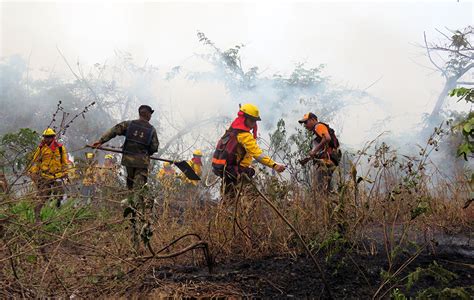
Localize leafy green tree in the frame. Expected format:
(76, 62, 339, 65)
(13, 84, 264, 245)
(424, 26, 473, 124)
(194, 31, 373, 126)
(449, 87, 474, 160)
(0, 128, 40, 175)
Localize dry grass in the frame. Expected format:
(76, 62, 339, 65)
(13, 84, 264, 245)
(0, 138, 472, 298)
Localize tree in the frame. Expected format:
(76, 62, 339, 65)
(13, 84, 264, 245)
(449, 87, 474, 160)
(193, 31, 375, 128)
(424, 26, 473, 124)
(0, 52, 161, 154)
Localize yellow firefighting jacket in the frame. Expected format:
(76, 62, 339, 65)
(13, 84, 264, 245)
(98, 164, 119, 186)
(82, 163, 100, 186)
(157, 168, 176, 179)
(29, 144, 68, 179)
(182, 160, 202, 185)
(236, 131, 275, 168)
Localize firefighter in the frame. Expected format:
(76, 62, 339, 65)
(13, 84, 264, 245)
(98, 154, 120, 200)
(212, 103, 285, 198)
(91, 105, 159, 249)
(157, 162, 176, 180)
(182, 149, 203, 186)
(81, 152, 99, 204)
(29, 128, 68, 222)
(298, 113, 340, 193)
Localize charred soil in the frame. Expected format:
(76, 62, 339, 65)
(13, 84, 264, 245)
(129, 234, 473, 299)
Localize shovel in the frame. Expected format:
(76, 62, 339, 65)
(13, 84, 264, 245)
(86, 145, 200, 181)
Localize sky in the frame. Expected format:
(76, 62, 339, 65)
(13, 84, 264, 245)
(0, 0, 473, 146)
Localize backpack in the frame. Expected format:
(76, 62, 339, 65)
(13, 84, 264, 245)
(211, 128, 245, 178)
(315, 122, 340, 149)
(314, 122, 341, 166)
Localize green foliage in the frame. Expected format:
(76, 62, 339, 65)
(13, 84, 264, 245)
(264, 176, 291, 202)
(407, 261, 457, 290)
(391, 288, 407, 300)
(196, 31, 371, 124)
(9, 200, 35, 223)
(410, 200, 429, 220)
(140, 222, 153, 248)
(449, 88, 474, 160)
(196, 31, 257, 90)
(449, 87, 474, 103)
(313, 230, 348, 262)
(273, 62, 326, 88)
(267, 119, 313, 187)
(1, 198, 94, 234)
(437, 287, 471, 300)
(416, 287, 470, 300)
(0, 128, 40, 173)
(389, 260, 472, 300)
(438, 27, 473, 78)
(269, 119, 290, 156)
(41, 200, 94, 233)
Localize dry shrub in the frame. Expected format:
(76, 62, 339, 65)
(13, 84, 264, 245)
(0, 129, 472, 297)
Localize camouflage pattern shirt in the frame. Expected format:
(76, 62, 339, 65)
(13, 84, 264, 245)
(99, 119, 159, 168)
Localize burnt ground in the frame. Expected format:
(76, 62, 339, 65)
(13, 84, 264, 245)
(132, 234, 473, 299)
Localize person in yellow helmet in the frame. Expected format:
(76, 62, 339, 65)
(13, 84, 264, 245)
(66, 157, 78, 181)
(212, 103, 286, 197)
(156, 161, 179, 218)
(81, 152, 99, 204)
(157, 161, 176, 179)
(99, 154, 120, 200)
(29, 128, 68, 222)
(182, 149, 203, 186)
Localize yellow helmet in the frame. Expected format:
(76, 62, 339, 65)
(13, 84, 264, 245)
(104, 154, 113, 159)
(193, 149, 203, 157)
(240, 103, 261, 121)
(42, 128, 56, 136)
(163, 162, 171, 168)
(86, 152, 95, 159)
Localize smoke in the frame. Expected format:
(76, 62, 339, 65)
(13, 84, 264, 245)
(0, 1, 472, 171)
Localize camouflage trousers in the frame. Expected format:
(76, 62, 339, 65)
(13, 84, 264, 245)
(125, 166, 152, 250)
(312, 162, 336, 194)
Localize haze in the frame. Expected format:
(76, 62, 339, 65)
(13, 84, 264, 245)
(1, 0, 472, 146)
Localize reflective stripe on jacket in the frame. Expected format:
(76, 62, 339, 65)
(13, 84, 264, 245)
(236, 131, 275, 168)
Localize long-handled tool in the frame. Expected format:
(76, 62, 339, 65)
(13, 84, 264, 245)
(86, 145, 200, 181)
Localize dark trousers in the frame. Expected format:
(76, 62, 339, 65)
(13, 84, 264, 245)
(221, 166, 255, 199)
(35, 177, 64, 222)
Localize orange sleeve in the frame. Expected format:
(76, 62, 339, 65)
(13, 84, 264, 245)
(314, 124, 329, 138)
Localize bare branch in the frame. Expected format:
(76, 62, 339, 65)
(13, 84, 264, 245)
(363, 75, 383, 92)
(427, 46, 474, 60)
(457, 81, 474, 86)
(435, 28, 451, 41)
(424, 32, 447, 78)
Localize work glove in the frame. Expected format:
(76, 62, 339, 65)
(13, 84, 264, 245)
(299, 157, 311, 166)
(273, 164, 286, 173)
(90, 141, 102, 148)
